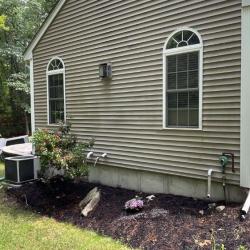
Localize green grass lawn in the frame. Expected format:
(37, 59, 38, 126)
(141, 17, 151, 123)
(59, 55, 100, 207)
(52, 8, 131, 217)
(0, 162, 132, 250)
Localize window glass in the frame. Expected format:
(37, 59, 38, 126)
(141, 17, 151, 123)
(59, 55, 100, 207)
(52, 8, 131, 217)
(166, 30, 200, 49)
(48, 73, 64, 124)
(166, 51, 199, 127)
(48, 59, 64, 71)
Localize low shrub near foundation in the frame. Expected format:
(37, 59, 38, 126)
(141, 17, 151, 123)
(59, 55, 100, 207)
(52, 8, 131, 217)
(32, 122, 94, 179)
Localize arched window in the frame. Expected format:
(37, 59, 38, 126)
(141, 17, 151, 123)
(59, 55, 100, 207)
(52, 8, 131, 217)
(163, 28, 203, 129)
(47, 57, 66, 124)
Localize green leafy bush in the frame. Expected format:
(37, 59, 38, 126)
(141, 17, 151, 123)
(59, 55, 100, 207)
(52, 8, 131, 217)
(32, 122, 94, 179)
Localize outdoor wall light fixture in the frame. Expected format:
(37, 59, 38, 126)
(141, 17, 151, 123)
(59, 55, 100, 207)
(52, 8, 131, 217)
(99, 63, 112, 79)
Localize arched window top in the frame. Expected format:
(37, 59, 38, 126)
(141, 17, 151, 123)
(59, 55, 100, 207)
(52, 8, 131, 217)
(47, 57, 64, 72)
(165, 28, 202, 50)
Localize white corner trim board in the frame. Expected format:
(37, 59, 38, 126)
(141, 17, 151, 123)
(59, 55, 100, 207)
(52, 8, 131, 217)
(243, 0, 250, 7)
(30, 57, 35, 134)
(240, 4, 250, 188)
(23, 0, 66, 61)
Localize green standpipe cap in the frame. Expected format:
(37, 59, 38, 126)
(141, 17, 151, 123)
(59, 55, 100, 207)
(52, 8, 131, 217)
(219, 155, 229, 167)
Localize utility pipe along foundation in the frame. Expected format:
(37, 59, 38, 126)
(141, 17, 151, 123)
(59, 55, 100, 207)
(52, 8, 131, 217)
(93, 153, 108, 167)
(207, 169, 213, 198)
(218, 152, 235, 203)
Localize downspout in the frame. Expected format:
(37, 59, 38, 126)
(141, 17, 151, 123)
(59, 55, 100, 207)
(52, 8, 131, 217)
(240, 190, 250, 220)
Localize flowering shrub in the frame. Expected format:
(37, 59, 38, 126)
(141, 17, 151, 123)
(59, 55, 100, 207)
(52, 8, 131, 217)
(32, 122, 94, 179)
(125, 196, 144, 211)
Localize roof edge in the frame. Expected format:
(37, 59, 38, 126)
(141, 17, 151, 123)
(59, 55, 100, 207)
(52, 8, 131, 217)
(24, 0, 66, 61)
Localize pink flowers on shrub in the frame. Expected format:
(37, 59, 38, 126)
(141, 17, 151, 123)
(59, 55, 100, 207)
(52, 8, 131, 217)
(125, 196, 144, 211)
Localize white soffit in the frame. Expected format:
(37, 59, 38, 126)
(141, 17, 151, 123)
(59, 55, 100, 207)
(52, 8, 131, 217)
(23, 0, 66, 61)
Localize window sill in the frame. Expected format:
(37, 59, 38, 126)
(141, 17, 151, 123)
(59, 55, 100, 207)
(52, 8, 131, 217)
(161, 127, 202, 131)
(47, 123, 66, 127)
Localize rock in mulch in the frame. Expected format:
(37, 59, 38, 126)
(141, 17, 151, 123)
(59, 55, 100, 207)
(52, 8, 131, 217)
(216, 205, 226, 212)
(208, 203, 217, 210)
(199, 209, 205, 216)
(79, 187, 101, 217)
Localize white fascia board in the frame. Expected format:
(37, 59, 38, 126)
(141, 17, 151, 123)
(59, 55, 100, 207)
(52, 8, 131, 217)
(243, 0, 250, 7)
(23, 0, 66, 61)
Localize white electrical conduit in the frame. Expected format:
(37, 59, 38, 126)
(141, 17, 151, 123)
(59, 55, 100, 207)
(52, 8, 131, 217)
(207, 169, 213, 198)
(241, 189, 250, 220)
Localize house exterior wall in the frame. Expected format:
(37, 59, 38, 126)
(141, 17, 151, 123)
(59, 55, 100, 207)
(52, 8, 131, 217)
(33, 0, 242, 186)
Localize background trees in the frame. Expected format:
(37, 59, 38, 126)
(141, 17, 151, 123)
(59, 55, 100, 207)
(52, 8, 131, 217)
(0, 0, 57, 137)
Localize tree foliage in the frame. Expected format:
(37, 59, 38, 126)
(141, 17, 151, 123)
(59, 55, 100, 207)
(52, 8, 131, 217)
(0, 0, 58, 136)
(0, 15, 9, 31)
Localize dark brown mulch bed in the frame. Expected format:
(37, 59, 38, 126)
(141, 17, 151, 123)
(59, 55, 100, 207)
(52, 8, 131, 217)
(5, 177, 250, 250)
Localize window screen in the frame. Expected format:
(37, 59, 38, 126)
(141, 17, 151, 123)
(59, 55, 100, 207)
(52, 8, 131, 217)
(166, 51, 199, 128)
(48, 73, 64, 124)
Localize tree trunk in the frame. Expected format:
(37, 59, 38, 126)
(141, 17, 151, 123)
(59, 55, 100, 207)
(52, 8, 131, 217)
(24, 112, 30, 135)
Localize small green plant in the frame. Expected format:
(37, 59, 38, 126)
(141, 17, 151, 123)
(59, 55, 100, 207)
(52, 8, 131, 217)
(210, 229, 247, 250)
(32, 122, 94, 179)
(210, 229, 225, 250)
(238, 246, 247, 250)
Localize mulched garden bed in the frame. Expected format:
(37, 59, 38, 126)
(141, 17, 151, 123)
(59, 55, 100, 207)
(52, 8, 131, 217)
(5, 177, 250, 250)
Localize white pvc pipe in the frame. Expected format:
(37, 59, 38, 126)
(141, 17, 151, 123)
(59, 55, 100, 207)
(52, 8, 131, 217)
(94, 157, 100, 167)
(86, 152, 94, 159)
(101, 153, 107, 158)
(207, 169, 213, 198)
(241, 189, 250, 218)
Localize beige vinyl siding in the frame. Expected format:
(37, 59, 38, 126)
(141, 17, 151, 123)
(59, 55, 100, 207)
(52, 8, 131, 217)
(33, 0, 241, 184)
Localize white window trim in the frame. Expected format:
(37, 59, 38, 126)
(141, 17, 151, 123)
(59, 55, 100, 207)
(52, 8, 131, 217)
(46, 56, 66, 125)
(162, 27, 203, 130)
(29, 56, 35, 134)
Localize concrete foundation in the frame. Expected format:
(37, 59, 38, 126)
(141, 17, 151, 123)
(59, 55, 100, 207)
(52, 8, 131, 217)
(89, 165, 245, 203)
